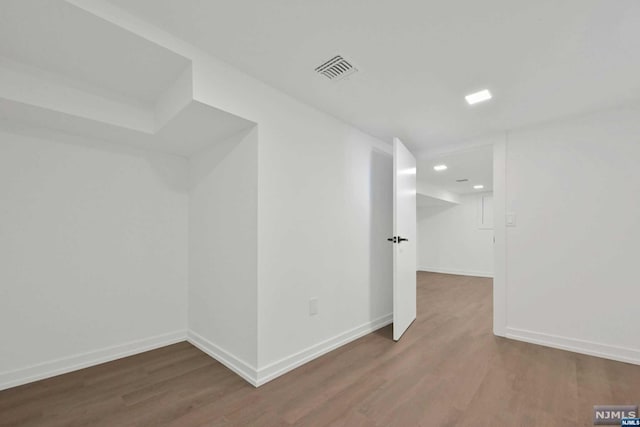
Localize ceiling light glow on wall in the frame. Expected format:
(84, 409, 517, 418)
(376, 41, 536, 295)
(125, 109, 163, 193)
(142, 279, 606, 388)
(473, 185, 484, 189)
(465, 89, 492, 105)
(433, 164, 448, 171)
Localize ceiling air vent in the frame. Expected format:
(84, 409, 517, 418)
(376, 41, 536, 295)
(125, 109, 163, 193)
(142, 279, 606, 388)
(315, 55, 358, 81)
(456, 179, 469, 182)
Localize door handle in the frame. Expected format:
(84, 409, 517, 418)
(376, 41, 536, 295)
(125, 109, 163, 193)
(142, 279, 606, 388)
(387, 237, 397, 243)
(397, 236, 409, 243)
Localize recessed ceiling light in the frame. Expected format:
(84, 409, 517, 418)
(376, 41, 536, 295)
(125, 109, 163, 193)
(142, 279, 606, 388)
(465, 89, 492, 105)
(473, 185, 484, 189)
(433, 164, 447, 171)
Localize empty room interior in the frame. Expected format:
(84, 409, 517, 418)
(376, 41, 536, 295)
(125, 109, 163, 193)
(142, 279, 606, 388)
(1, 1, 639, 426)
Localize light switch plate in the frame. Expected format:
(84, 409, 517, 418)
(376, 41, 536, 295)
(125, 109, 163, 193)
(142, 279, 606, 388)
(506, 213, 517, 227)
(309, 298, 318, 316)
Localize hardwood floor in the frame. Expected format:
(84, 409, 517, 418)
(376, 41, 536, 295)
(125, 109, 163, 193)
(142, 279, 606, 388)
(2, 272, 639, 426)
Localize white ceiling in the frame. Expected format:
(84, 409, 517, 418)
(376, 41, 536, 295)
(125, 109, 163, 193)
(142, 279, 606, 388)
(417, 145, 493, 194)
(0, 0, 190, 105)
(108, 0, 640, 153)
(0, 1, 255, 157)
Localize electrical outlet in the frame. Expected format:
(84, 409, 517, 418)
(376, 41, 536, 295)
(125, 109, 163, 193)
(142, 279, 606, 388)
(309, 298, 318, 316)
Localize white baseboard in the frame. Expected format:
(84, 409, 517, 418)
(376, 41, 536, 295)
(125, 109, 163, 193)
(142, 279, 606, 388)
(0, 330, 187, 391)
(255, 313, 393, 387)
(1, 316, 394, 392)
(418, 266, 493, 278)
(186, 330, 258, 387)
(505, 327, 640, 366)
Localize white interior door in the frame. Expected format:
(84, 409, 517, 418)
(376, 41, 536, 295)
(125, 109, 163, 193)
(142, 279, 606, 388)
(392, 137, 417, 341)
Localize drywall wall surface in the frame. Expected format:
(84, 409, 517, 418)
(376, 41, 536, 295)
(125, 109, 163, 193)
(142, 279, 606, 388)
(418, 192, 494, 277)
(0, 129, 188, 386)
(187, 30, 394, 372)
(66, 0, 395, 378)
(255, 124, 393, 375)
(188, 127, 259, 369)
(184, 31, 393, 376)
(503, 105, 640, 361)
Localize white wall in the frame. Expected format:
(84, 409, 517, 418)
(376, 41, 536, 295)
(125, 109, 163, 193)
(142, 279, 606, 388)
(188, 127, 258, 375)
(137, 9, 394, 379)
(18, 0, 396, 385)
(417, 193, 494, 277)
(83, 4, 396, 379)
(186, 36, 394, 383)
(255, 134, 393, 382)
(0, 129, 189, 389)
(496, 105, 640, 364)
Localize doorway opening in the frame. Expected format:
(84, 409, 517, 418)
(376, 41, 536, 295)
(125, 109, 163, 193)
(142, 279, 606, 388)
(415, 144, 495, 325)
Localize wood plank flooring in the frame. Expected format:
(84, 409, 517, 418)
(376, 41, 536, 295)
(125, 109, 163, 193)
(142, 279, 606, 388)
(2, 272, 639, 426)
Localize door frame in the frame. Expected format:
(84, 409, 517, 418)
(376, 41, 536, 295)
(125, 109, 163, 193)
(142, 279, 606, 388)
(493, 135, 507, 337)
